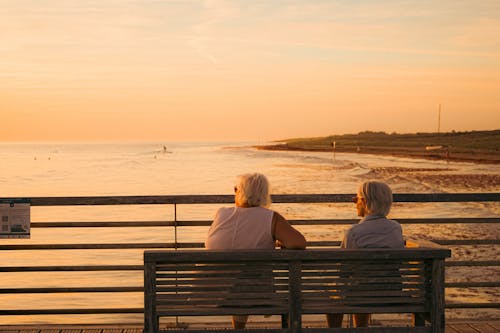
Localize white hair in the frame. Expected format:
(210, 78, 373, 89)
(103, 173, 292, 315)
(235, 173, 271, 208)
(358, 181, 393, 216)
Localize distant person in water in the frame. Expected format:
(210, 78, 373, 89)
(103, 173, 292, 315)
(206, 172, 306, 329)
(326, 181, 404, 328)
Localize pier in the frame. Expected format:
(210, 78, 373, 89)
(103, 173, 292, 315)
(0, 320, 499, 332)
(1, 193, 498, 331)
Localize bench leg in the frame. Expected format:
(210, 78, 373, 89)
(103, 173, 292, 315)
(327, 313, 369, 328)
(144, 314, 158, 333)
(281, 314, 289, 328)
(326, 313, 343, 327)
(413, 313, 427, 326)
(353, 314, 369, 327)
(232, 315, 248, 329)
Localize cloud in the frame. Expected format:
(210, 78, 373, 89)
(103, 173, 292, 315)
(187, 0, 240, 64)
(451, 18, 500, 50)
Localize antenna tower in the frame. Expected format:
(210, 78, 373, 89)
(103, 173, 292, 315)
(437, 104, 441, 136)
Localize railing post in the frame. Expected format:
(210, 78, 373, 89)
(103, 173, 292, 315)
(431, 258, 446, 333)
(174, 203, 178, 250)
(144, 257, 158, 333)
(173, 202, 180, 328)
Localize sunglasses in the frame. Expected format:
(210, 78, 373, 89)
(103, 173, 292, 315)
(352, 196, 363, 203)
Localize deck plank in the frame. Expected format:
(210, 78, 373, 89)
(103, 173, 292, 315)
(469, 323, 500, 333)
(2, 321, 500, 333)
(490, 322, 500, 331)
(450, 323, 479, 333)
(449, 324, 480, 333)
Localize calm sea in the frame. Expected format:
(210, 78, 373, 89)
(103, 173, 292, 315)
(0, 142, 498, 324)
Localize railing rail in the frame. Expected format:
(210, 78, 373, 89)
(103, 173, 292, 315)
(9, 193, 500, 205)
(0, 193, 499, 321)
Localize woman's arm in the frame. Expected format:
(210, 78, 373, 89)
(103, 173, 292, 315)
(272, 212, 306, 249)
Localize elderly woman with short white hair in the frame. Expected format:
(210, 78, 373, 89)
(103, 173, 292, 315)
(327, 180, 404, 328)
(344, 180, 404, 249)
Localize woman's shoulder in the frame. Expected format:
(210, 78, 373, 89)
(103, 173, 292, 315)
(386, 218, 402, 228)
(217, 206, 234, 212)
(350, 216, 400, 232)
(238, 206, 273, 212)
(214, 206, 235, 217)
(374, 217, 403, 235)
(255, 206, 276, 216)
(216, 206, 271, 215)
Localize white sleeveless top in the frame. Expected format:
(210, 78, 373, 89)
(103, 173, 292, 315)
(205, 206, 275, 250)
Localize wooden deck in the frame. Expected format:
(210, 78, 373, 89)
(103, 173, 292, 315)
(1, 320, 499, 333)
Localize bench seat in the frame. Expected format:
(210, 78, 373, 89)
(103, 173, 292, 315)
(144, 247, 450, 333)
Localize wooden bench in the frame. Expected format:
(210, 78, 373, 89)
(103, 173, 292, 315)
(144, 246, 451, 333)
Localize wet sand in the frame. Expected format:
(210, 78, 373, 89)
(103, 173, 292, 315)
(362, 166, 500, 192)
(257, 144, 500, 165)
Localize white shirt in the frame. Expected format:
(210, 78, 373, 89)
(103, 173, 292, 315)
(205, 206, 275, 250)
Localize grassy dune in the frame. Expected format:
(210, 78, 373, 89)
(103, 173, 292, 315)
(258, 130, 500, 164)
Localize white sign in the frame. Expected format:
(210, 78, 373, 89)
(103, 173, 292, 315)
(0, 200, 30, 239)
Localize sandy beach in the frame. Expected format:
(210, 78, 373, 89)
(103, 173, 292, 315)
(256, 143, 500, 194)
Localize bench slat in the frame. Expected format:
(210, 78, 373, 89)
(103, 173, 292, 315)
(301, 327, 432, 333)
(304, 304, 428, 314)
(156, 306, 289, 316)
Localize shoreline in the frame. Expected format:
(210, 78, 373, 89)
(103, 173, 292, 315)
(255, 143, 500, 165)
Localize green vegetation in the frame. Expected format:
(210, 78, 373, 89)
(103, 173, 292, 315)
(281, 130, 500, 151)
(261, 130, 500, 164)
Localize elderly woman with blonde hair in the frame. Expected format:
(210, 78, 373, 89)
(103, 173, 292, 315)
(206, 173, 306, 329)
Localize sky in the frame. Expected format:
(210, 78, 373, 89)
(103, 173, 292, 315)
(1, 0, 500, 142)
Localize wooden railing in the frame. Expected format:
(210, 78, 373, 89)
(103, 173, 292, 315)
(0, 193, 498, 323)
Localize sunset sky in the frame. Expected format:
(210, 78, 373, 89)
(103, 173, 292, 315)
(1, 0, 499, 142)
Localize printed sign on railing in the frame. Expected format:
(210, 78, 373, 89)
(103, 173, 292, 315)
(0, 199, 30, 239)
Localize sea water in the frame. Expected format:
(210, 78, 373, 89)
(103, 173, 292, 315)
(0, 142, 498, 323)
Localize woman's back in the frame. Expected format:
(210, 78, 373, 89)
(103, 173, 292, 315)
(205, 206, 275, 250)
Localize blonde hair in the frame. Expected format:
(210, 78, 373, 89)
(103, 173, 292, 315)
(235, 173, 271, 208)
(358, 181, 393, 216)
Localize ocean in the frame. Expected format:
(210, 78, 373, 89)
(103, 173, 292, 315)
(2, 141, 498, 195)
(0, 142, 498, 324)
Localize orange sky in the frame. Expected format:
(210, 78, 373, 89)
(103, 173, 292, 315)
(1, 1, 499, 142)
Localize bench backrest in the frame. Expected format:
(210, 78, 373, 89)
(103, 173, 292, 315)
(144, 248, 450, 332)
(301, 255, 428, 314)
